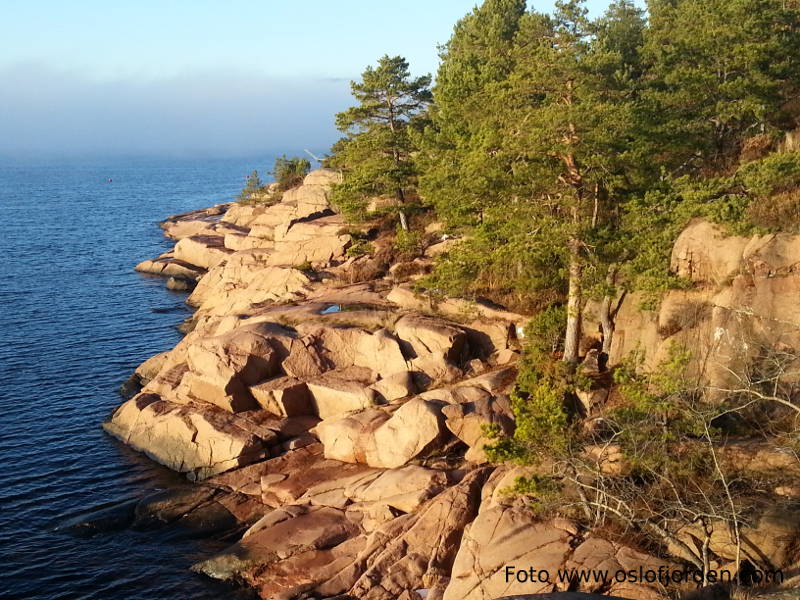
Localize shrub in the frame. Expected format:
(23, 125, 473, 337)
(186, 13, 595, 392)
(737, 150, 800, 197)
(271, 155, 311, 191)
(238, 169, 266, 203)
(294, 261, 314, 273)
(523, 305, 567, 356)
(485, 305, 573, 465)
(393, 226, 423, 256)
(346, 239, 374, 258)
(746, 188, 800, 232)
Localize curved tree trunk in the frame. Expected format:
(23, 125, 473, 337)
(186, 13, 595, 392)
(600, 265, 619, 356)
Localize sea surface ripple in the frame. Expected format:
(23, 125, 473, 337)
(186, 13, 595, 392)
(0, 158, 270, 599)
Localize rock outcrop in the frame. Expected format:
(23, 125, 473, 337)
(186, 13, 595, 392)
(602, 219, 800, 390)
(114, 173, 800, 600)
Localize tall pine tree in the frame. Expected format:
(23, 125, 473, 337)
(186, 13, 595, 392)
(329, 55, 432, 230)
(417, 0, 527, 226)
(643, 0, 800, 171)
(496, 0, 644, 362)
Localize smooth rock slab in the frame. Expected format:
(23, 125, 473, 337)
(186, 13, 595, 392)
(347, 467, 492, 600)
(135, 252, 205, 281)
(193, 505, 360, 581)
(103, 393, 270, 480)
(174, 234, 233, 270)
(443, 507, 576, 600)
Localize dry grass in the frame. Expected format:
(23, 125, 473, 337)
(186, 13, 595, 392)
(747, 188, 800, 233)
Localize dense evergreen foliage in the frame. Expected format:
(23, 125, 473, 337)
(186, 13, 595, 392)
(328, 55, 432, 230)
(329, 0, 800, 355)
(271, 155, 311, 191)
(237, 169, 266, 203)
(324, 0, 800, 566)
(317, 1, 800, 570)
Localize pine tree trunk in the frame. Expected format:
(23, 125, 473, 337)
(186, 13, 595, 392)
(563, 239, 582, 364)
(396, 188, 409, 231)
(600, 295, 614, 356)
(398, 210, 409, 231)
(600, 265, 618, 356)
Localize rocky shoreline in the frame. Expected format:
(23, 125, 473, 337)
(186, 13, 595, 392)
(104, 169, 800, 600)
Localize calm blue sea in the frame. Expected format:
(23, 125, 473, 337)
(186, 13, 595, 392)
(0, 158, 277, 599)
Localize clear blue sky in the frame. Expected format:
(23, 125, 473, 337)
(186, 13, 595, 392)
(0, 0, 641, 158)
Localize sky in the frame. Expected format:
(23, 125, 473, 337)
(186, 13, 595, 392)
(0, 0, 636, 159)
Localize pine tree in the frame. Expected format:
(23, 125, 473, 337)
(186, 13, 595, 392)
(418, 0, 527, 226)
(643, 0, 800, 171)
(238, 170, 264, 202)
(495, 0, 643, 362)
(329, 55, 432, 230)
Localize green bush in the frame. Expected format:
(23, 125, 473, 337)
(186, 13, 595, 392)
(346, 239, 374, 258)
(737, 150, 800, 197)
(330, 180, 370, 223)
(393, 226, 423, 255)
(271, 155, 311, 191)
(485, 305, 573, 465)
(237, 169, 266, 203)
(523, 305, 567, 356)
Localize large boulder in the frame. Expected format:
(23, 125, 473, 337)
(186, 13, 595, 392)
(103, 393, 269, 480)
(247, 202, 298, 238)
(188, 252, 312, 315)
(306, 374, 379, 419)
(355, 328, 410, 378)
(221, 202, 268, 228)
(249, 376, 312, 417)
(394, 314, 468, 383)
(442, 395, 515, 463)
(315, 398, 449, 469)
(282, 168, 342, 218)
(314, 409, 390, 464)
(268, 214, 351, 267)
(281, 334, 329, 379)
(370, 370, 416, 401)
(302, 168, 343, 187)
(173, 234, 233, 270)
(370, 398, 449, 468)
(177, 326, 282, 412)
(305, 325, 409, 379)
